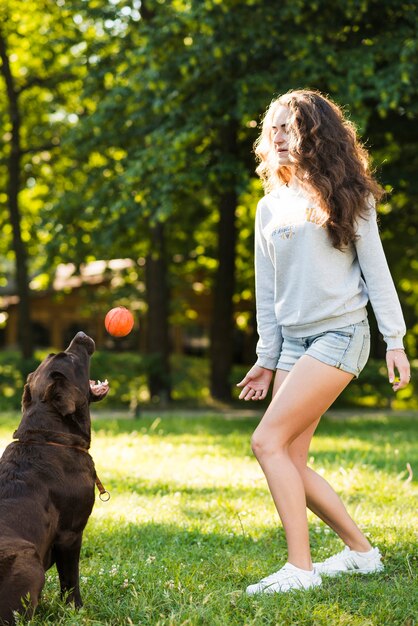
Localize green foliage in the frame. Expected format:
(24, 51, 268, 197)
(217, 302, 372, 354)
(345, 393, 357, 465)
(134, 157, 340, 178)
(0, 350, 41, 410)
(0, 350, 416, 411)
(336, 358, 417, 410)
(0, 0, 90, 273)
(32, 0, 418, 314)
(0, 411, 416, 625)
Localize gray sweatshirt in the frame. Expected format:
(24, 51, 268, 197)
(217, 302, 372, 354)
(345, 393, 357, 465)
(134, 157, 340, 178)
(255, 181, 406, 370)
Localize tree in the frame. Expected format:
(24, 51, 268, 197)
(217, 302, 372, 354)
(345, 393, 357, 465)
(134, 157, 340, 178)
(0, 0, 89, 356)
(0, 28, 32, 357)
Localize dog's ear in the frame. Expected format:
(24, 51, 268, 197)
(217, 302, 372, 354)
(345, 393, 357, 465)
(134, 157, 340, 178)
(21, 372, 34, 408)
(43, 371, 76, 416)
(22, 383, 32, 407)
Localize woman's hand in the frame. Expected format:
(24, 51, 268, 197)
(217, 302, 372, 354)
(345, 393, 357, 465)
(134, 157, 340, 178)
(386, 349, 411, 391)
(237, 364, 273, 401)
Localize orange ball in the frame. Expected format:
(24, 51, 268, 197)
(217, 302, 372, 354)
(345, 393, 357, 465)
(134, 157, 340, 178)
(104, 306, 135, 337)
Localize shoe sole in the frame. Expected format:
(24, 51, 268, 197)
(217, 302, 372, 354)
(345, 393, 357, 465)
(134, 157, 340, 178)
(246, 579, 322, 595)
(318, 564, 384, 577)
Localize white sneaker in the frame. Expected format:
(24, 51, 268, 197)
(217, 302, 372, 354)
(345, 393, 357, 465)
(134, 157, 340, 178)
(313, 546, 384, 576)
(246, 562, 322, 595)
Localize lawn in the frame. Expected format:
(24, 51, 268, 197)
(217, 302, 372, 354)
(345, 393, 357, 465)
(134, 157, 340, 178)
(0, 409, 417, 626)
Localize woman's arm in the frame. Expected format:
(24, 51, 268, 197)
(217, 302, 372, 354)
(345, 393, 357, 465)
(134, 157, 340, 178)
(237, 200, 282, 401)
(254, 200, 283, 370)
(355, 202, 410, 390)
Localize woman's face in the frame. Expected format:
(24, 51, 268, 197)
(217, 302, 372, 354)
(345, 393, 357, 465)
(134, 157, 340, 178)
(271, 105, 292, 165)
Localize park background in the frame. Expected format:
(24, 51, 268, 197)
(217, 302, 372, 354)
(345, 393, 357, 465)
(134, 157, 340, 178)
(0, 2, 417, 625)
(0, 0, 418, 410)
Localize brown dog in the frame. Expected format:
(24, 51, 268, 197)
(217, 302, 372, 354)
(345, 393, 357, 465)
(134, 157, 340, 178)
(0, 332, 109, 624)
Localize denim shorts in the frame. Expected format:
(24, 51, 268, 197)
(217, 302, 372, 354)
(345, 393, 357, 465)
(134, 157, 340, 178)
(277, 319, 371, 378)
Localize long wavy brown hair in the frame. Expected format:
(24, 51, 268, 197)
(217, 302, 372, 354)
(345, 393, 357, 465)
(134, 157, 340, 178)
(254, 89, 384, 249)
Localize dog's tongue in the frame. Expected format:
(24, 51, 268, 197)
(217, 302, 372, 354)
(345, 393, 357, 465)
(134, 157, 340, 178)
(89, 379, 109, 399)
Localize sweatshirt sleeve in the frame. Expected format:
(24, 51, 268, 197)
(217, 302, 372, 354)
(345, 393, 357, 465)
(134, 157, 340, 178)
(355, 201, 406, 350)
(254, 200, 283, 369)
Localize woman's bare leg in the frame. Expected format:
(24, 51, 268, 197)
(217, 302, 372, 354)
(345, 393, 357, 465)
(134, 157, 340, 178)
(271, 370, 372, 552)
(273, 370, 372, 552)
(251, 355, 360, 570)
(291, 433, 372, 551)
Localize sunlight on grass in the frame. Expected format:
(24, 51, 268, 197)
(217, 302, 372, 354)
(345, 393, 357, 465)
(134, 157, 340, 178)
(89, 419, 417, 544)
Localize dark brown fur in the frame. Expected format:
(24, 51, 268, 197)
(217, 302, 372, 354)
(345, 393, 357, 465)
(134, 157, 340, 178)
(0, 332, 108, 624)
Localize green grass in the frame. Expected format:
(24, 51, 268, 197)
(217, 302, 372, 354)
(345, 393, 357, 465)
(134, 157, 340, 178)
(0, 410, 417, 625)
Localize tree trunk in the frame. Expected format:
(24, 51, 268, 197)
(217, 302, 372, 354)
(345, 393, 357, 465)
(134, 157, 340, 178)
(210, 122, 239, 401)
(145, 222, 171, 403)
(0, 31, 33, 358)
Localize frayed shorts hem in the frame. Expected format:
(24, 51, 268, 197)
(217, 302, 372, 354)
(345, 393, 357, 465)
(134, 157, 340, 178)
(277, 352, 359, 378)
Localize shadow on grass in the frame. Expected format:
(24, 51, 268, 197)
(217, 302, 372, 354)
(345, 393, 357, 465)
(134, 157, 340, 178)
(29, 520, 418, 626)
(88, 412, 418, 437)
(1, 410, 417, 438)
(88, 413, 418, 476)
(1, 412, 417, 479)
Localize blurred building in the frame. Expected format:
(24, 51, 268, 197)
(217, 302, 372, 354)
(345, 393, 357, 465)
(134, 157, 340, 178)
(0, 260, 255, 362)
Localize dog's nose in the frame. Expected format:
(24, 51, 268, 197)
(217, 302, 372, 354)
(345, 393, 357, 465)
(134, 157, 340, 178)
(67, 332, 95, 355)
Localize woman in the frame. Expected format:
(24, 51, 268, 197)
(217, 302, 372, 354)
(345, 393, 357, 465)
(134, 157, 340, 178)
(237, 89, 410, 595)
